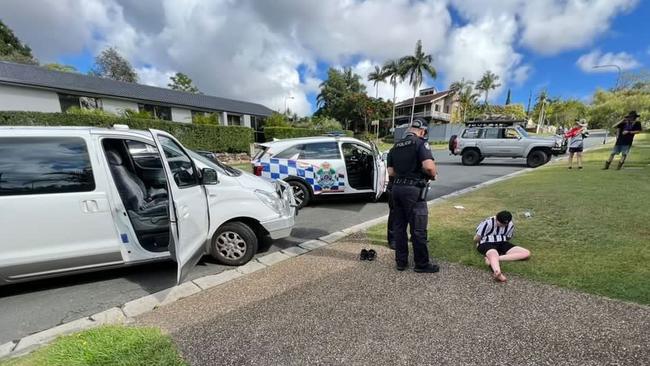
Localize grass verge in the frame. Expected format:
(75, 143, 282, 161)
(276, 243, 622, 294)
(368, 134, 650, 304)
(0, 326, 186, 366)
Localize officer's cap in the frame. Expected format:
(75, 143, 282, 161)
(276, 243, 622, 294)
(410, 118, 428, 130)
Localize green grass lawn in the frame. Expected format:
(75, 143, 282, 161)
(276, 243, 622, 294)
(368, 134, 650, 304)
(1, 326, 186, 366)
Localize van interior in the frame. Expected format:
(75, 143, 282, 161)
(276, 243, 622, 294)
(103, 139, 170, 252)
(341, 142, 374, 190)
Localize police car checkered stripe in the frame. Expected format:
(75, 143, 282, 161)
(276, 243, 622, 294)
(257, 158, 345, 193)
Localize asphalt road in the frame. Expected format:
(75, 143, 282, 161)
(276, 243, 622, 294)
(0, 136, 607, 344)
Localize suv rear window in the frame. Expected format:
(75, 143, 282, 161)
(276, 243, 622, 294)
(462, 128, 481, 138)
(0, 137, 95, 196)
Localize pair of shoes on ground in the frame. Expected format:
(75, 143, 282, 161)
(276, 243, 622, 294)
(396, 262, 440, 273)
(359, 248, 377, 261)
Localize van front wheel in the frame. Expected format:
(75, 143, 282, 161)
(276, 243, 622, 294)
(210, 222, 258, 266)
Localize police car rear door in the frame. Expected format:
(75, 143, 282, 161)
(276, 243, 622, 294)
(369, 141, 387, 200)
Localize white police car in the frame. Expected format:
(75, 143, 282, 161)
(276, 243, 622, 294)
(252, 136, 387, 208)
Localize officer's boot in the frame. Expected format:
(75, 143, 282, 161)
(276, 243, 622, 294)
(617, 161, 624, 170)
(603, 160, 611, 170)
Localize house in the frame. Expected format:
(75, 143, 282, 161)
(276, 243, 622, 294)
(393, 87, 459, 125)
(0, 61, 273, 130)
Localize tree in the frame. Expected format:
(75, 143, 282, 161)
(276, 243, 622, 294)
(476, 70, 501, 106)
(90, 47, 138, 83)
(545, 99, 588, 127)
(367, 65, 385, 98)
(265, 112, 290, 127)
(316, 67, 367, 130)
(589, 89, 650, 129)
(456, 82, 480, 122)
(168, 72, 200, 93)
(505, 88, 512, 105)
(0, 20, 37, 64)
(381, 59, 402, 129)
(44, 63, 77, 73)
(312, 116, 343, 131)
(399, 40, 437, 124)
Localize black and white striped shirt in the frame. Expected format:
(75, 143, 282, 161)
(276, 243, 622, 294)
(475, 216, 514, 244)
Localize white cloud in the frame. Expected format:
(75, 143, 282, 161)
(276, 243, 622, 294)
(576, 50, 641, 72)
(135, 66, 174, 87)
(350, 59, 426, 103)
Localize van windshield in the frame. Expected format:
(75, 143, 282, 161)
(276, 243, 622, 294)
(516, 126, 529, 138)
(188, 151, 242, 177)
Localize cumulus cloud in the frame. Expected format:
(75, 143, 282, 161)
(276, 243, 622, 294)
(576, 50, 641, 72)
(350, 59, 427, 103)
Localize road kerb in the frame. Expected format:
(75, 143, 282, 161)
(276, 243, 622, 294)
(192, 269, 243, 290)
(0, 342, 16, 359)
(257, 251, 291, 266)
(236, 261, 267, 274)
(90, 307, 127, 325)
(281, 246, 309, 257)
(13, 317, 97, 354)
(122, 282, 201, 318)
(299, 239, 329, 250)
(319, 231, 349, 243)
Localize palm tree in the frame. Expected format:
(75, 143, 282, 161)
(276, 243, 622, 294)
(399, 40, 437, 124)
(381, 59, 402, 129)
(457, 82, 480, 122)
(367, 65, 386, 98)
(476, 70, 501, 106)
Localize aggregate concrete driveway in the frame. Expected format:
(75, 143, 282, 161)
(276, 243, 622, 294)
(137, 236, 650, 366)
(0, 137, 607, 344)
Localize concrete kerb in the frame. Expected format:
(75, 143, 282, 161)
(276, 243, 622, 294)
(1, 156, 570, 361)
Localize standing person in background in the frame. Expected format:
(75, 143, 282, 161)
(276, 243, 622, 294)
(604, 111, 643, 170)
(564, 119, 589, 169)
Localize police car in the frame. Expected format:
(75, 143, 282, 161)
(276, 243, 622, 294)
(252, 136, 388, 208)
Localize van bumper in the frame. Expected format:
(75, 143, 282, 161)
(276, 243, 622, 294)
(261, 213, 295, 239)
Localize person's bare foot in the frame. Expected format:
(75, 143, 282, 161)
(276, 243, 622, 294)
(492, 271, 507, 282)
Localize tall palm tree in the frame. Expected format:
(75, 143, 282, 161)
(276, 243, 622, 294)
(449, 78, 470, 95)
(367, 65, 385, 98)
(381, 59, 402, 129)
(457, 82, 479, 122)
(476, 70, 501, 106)
(399, 40, 437, 124)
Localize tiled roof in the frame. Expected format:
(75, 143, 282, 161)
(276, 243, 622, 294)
(395, 90, 453, 107)
(0, 61, 273, 116)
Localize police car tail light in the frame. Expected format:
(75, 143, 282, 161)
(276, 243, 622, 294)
(254, 165, 264, 176)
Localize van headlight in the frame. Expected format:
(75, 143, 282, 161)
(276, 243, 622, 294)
(255, 190, 283, 213)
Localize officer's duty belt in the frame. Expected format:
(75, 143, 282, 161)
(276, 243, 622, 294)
(393, 177, 426, 186)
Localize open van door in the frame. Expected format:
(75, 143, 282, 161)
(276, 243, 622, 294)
(149, 129, 209, 284)
(369, 141, 387, 200)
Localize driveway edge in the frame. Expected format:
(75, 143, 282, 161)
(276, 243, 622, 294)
(0, 146, 607, 360)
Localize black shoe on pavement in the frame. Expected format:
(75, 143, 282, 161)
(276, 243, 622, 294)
(396, 262, 407, 271)
(414, 263, 440, 273)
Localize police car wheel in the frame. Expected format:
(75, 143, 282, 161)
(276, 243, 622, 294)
(288, 180, 310, 208)
(210, 222, 258, 266)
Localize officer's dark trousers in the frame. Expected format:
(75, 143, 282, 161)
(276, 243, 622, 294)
(392, 184, 430, 267)
(386, 190, 395, 248)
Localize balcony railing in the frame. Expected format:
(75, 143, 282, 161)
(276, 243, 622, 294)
(395, 110, 451, 122)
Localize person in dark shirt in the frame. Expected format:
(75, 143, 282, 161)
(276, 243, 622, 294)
(386, 118, 438, 273)
(604, 111, 643, 170)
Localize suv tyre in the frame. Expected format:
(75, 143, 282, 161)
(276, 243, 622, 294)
(527, 150, 548, 168)
(461, 149, 481, 166)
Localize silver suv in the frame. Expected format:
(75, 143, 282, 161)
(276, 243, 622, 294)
(449, 120, 567, 168)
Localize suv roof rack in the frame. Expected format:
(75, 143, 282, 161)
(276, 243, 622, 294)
(465, 119, 527, 127)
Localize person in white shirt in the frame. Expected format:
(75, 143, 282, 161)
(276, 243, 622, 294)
(474, 211, 531, 282)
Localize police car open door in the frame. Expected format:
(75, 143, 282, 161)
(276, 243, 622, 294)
(149, 129, 209, 284)
(370, 141, 387, 200)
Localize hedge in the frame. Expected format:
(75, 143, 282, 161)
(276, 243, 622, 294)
(264, 126, 353, 140)
(0, 111, 253, 153)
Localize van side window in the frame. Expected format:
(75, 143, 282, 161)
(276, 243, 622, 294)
(0, 137, 95, 196)
(462, 128, 480, 138)
(300, 142, 340, 159)
(158, 136, 199, 188)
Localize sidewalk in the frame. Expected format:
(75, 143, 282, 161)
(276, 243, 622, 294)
(137, 234, 649, 366)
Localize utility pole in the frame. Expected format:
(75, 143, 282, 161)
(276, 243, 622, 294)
(593, 64, 622, 90)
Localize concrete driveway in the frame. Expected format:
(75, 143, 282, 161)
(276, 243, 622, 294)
(137, 235, 649, 366)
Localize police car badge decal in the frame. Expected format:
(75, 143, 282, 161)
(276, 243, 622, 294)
(316, 162, 337, 190)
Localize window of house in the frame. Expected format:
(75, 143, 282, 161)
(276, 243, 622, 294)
(300, 142, 340, 159)
(0, 137, 95, 196)
(444, 105, 449, 113)
(138, 104, 172, 121)
(58, 94, 102, 112)
(227, 114, 242, 126)
(434, 104, 440, 112)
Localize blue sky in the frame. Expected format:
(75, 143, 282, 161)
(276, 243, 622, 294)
(2, 0, 648, 115)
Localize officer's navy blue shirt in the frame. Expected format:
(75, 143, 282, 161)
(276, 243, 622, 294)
(387, 133, 434, 180)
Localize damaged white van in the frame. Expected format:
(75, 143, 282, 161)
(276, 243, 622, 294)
(0, 126, 295, 285)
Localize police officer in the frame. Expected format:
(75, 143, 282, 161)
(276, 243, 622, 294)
(386, 118, 439, 272)
(385, 165, 396, 250)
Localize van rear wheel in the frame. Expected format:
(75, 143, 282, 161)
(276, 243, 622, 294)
(210, 222, 258, 266)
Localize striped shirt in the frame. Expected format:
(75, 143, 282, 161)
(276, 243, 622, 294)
(475, 216, 514, 245)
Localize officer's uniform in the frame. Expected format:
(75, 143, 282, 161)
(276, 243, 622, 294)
(385, 170, 395, 250)
(387, 120, 435, 270)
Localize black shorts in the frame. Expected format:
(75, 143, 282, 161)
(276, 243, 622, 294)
(477, 241, 515, 256)
(569, 147, 583, 153)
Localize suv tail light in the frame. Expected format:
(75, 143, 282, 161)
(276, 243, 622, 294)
(254, 165, 264, 176)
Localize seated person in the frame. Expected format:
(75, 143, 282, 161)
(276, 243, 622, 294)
(474, 211, 531, 282)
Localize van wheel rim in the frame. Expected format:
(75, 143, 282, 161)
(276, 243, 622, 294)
(292, 186, 305, 205)
(216, 231, 246, 259)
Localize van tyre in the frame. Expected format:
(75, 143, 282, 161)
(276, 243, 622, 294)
(288, 180, 310, 209)
(210, 222, 258, 266)
(527, 150, 548, 168)
(461, 149, 481, 166)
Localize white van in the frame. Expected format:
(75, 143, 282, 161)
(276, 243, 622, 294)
(0, 126, 295, 285)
